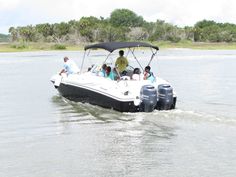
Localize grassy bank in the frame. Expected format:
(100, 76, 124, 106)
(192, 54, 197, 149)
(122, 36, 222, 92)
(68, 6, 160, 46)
(2, 41, 236, 52)
(156, 41, 236, 50)
(0, 42, 84, 52)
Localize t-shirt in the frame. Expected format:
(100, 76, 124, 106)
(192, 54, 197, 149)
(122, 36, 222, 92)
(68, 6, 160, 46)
(98, 69, 106, 77)
(107, 72, 115, 80)
(145, 72, 155, 82)
(132, 73, 143, 80)
(64, 60, 80, 75)
(115, 56, 128, 72)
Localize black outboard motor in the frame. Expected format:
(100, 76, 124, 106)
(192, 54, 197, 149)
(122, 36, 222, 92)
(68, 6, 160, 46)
(156, 84, 174, 110)
(140, 85, 157, 112)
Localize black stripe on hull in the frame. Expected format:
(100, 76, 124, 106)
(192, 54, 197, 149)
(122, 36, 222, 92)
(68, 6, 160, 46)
(57, 83, 137, 112)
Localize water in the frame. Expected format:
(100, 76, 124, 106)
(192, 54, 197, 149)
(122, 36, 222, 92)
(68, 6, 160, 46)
(0, 49, 236, 177)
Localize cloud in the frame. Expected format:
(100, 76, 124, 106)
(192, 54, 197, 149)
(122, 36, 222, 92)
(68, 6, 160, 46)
(0, 0, 21, 10)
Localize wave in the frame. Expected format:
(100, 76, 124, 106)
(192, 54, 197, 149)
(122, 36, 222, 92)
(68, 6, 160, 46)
(150, 109, 236, 125)
(51, 96, 236, 126)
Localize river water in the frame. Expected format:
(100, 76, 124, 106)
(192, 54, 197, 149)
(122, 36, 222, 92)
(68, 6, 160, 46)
(0, 49, 236, 177)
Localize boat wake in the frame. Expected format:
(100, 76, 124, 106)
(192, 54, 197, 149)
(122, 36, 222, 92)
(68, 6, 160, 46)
(150, 109, 236, 125)
(51, 95, 135, 124)
(52, 95, 236, 126)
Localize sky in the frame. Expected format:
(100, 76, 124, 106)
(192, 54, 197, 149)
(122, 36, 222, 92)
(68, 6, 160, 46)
(1, 0, 236, 34)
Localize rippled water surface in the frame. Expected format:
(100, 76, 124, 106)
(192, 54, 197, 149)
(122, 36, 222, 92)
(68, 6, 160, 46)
(0, 49, 236, 177)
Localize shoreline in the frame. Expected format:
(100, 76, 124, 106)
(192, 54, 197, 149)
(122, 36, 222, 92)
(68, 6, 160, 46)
(2, 41, 236, 53)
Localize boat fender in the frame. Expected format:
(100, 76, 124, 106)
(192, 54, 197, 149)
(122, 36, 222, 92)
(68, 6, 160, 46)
(134, 96, 140, 106)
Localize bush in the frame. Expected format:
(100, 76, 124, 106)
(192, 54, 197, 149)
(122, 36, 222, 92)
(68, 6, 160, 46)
(53, 44, 67, 50)
(166, 35, 181, 43)
(10, 42, 28, 49)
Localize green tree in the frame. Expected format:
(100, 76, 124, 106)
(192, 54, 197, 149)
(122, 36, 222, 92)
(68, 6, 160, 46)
(52, 22, 70, 42)
(9, 27, 18, 41)
(193, 20, 219, 42)
(147, 20, 182, 42)
(18, 25, 36, 42)
(194, 20, 215, 29)
(184, 26, 194, 41)
(78, 16, 100, 42)
(109, 9, 144, 28)
(0, 33, 9, 42)
(9, 9, 236, 44)
(53, 22, 70, 37)
(35, 23, 54, 38)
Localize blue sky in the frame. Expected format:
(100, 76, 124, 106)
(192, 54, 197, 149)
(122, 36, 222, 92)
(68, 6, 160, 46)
(1, 0, 236, 34)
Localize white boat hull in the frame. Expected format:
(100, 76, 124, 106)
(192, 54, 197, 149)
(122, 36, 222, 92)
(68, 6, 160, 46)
(51, 73, 177, 112)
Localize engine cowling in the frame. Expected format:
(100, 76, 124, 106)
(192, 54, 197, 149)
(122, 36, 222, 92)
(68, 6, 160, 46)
(140, 85, 157, 112)
(156, 84, 174, 110)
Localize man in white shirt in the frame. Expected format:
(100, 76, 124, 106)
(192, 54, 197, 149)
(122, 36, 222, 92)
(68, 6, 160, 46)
(59, 57, 80, 75)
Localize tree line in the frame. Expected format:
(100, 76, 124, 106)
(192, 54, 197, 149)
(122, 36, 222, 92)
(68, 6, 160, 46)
(0, 34, 10, 42)
(8, 9, 236, 44)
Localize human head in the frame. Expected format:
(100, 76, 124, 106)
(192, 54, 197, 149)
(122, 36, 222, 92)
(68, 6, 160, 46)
(102, 64, 107, 70)
(119, 50, 124, 56)
(64, 56, 69, 62)
(106, 66, 111, 74)
(133, 68, 140, 74)
(145, 66, 151, 72)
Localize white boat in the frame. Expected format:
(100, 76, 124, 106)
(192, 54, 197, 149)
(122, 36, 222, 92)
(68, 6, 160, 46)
(51, 42, 177, 112)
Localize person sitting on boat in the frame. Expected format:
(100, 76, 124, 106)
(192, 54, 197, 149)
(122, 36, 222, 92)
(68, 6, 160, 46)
(98, 64, 107, 77)
(132, 68, 143, 80)
(59, 56, 80, 76)
(143, 66, 155, 82)
(106, 66, 115, 80)
(115, 50, 129, 75)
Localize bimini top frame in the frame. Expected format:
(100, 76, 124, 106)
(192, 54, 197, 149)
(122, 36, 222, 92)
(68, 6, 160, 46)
(84, 42, 159, 52)
(81, 42, 159, 72)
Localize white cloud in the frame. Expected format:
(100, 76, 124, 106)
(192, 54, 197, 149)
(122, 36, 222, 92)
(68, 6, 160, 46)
(0, 0, 21, 10)
(1, 0, 236, 33)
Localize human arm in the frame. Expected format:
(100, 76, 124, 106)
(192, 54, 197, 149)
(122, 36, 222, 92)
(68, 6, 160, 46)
(115, 57, 119, 67)
(59, 69, 66, 75)
(143, 71, 150, 80)
(125, 57, 129, 67)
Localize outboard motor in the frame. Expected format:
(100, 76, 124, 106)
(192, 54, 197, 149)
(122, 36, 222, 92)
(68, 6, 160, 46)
(156, 84, 174, 110)
(140, 85, 157, 112)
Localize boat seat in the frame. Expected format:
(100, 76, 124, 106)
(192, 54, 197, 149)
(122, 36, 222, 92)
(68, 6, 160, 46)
(120, 76, 130, 80)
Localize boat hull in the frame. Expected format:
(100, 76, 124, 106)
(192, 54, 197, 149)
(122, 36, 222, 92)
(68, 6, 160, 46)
(57, 83, 137, 112)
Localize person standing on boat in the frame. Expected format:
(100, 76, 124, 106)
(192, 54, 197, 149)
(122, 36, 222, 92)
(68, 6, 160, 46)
(115, 50, 129, 74)
(143, 66, 155, 82)
(59, 57, 80, 75)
